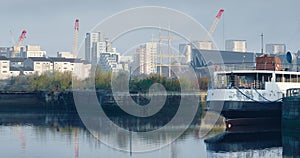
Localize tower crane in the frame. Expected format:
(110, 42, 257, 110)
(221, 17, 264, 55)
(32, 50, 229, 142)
(73, 19, 79, 54)
(11, 30, 27, 57)
(15, 30, 27, 47)
(203, 9, 224, 41)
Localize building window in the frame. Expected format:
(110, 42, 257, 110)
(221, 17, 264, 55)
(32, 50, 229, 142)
(2, 71, 7, 73)
(2, 66, 7, 68)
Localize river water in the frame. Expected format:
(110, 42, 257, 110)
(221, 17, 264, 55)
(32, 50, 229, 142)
(0, 111, 297, 158)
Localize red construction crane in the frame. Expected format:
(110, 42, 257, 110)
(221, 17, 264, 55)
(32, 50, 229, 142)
(203, 9, 224, 41)
(11, 30, 27, 57)
(73, 19, 79, 54)
(15, 30, 27, 47)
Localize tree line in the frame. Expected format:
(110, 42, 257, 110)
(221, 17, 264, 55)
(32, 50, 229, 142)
(4, 69, 210, 92)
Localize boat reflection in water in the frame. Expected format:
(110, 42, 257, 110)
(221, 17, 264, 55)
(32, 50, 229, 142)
(282, 129, 300, 158)
(204, 130, 282, 158)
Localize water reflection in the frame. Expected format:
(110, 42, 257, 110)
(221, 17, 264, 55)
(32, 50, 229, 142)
(205, 131, 282, 157)
(0, 109, 203, 158)
(282, 129, 300, 158)
(2, 109, 300, 157)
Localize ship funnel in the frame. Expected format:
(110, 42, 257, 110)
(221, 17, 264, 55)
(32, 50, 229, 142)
(286, 51, 296, 64)
(286, 51, 297, 71)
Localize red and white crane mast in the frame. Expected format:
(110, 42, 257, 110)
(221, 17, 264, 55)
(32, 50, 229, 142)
(203, 9, 224, 41)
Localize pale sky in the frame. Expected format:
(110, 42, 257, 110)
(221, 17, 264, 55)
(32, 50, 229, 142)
(1, 0, 300, 56)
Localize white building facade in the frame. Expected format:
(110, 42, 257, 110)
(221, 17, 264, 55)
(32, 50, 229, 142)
(24, 57, 53, 75)
(85, 32, 106, 64)
(135, 42, 157, 75)
(21, 45, 46, 58)
(0, 56, 11, 79)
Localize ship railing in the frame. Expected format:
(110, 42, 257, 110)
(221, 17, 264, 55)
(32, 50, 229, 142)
(213, 63, 256, 71)
(213, 63, 300, 72)
(286, 88, 300, 97)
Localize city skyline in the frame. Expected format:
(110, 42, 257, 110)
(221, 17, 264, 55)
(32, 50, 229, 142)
(1, 1, 300, 56)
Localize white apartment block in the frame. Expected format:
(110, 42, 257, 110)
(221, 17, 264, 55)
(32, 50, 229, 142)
(50, 57, 74, 72)
(0, 55, 91, 80)
(24, 57, 53, 75)
(10, 67, 34, 76)
(225, 40, 247, 52)
(0, 56, 11, 79)
(85, 32, 120, 68)
(50, 57, 91, 80)
(99, 52, 122, 72)
(135, 42, 157, 75)
(10, 58, 26, 68)
(92, 41, 106, 64)
(21, 45, 46, 58)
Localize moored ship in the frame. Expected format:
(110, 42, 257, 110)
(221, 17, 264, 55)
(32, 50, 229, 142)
(206, 54, 300, 128)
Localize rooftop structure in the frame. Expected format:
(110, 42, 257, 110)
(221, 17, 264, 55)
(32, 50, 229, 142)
(225, 40, 247, 52)
(266, 44, 286, 55)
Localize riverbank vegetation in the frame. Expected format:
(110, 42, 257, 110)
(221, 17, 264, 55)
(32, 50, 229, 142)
(3, 69, 210, 92)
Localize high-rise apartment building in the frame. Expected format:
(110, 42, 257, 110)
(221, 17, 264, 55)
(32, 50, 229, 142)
(85, 32, 105, 64)
(135, 42, 157, 75)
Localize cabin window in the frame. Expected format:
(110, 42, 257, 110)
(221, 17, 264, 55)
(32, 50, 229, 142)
(216, 74, 227, 89)
(285, 74, 291, 82)
(276, 74, 283, 82)
(252, 73, 272, 89)
(290, 75, 298, 82)
(233, 73, 271, 89)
